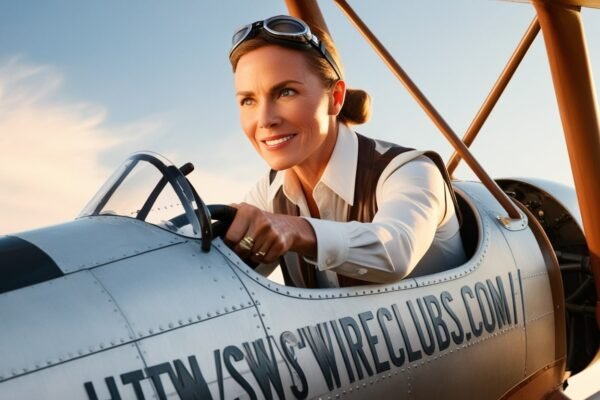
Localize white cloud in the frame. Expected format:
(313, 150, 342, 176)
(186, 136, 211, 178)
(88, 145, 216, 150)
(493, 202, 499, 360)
(0, 57, 261, 234)
(0, 57, 156, 233)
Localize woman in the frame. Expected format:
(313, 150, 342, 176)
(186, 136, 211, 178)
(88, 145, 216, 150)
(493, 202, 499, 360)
(225, 15, 466, 288)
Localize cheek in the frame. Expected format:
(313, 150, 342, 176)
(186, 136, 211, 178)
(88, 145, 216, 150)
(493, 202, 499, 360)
(239, 111, 256, 141)
(289, 98, 328, 128)
(307, 97, 332, 131)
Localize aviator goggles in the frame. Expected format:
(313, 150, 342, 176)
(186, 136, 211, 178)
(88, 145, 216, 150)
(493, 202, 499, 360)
(229, 15, 342, 80)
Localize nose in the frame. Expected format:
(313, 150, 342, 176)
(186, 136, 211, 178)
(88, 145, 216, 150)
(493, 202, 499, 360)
(257, 101, 281, 129)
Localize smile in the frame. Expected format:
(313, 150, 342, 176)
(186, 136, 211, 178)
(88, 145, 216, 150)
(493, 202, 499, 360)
(263, 134, 296, 148)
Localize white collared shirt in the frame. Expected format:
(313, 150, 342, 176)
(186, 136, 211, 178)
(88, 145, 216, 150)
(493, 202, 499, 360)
(244, 124, 466, 287)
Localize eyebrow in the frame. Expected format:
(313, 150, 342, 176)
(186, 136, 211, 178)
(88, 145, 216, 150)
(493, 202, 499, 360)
(236, 79, 303, 97)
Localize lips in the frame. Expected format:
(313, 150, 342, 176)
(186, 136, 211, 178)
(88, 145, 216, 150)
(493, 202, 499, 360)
(261, 134, 296, 149)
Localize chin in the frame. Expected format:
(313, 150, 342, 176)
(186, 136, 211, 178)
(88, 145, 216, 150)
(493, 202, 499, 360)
(266, 161, 293, 171)
(262, 154, 297, 171)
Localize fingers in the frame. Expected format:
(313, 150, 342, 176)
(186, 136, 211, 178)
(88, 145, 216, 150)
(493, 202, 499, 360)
(224, 203, 261, 259)
(224, 203, 291, 264)
(248, 239, 275, 265)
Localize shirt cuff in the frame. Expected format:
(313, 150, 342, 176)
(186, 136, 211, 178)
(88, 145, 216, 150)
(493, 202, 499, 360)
(302, 217, 348, 271)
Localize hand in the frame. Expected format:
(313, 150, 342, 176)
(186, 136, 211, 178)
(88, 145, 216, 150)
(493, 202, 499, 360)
(224, 203, 316, 264)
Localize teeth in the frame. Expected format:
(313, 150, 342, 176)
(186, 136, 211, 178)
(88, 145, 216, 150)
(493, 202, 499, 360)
(265, 135, 294, 146)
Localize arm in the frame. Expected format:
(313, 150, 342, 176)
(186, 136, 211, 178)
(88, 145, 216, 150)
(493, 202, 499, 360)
(304, 157, 446, 283)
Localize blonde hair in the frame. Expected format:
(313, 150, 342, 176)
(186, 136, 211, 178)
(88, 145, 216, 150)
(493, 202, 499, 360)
(229, 21, 371, 125)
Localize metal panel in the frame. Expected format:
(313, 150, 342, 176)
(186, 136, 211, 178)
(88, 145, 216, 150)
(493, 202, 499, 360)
(525, 311, 557, 376)
(0, 344, 153, 400)
(497, 211, 557, 375)
(500, 228, 553, 315)
(91, 240, 254, 342)
(15, 216, 186, 273)
(133, 308, 267, 400)
(409, 327, 524, 399)
(0, 271, 134, 382)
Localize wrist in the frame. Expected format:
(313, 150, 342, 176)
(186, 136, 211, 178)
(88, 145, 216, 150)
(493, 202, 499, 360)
(291, 217, 317, 259)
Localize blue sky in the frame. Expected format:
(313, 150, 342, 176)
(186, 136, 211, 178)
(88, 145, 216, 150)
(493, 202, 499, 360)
(1, 1, 599, 232)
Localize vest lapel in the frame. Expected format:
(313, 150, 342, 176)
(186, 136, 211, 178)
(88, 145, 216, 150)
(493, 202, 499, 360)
(271, 186, 316, 288)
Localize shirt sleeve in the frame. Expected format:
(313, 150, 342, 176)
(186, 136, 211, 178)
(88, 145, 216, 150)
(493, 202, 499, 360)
(304, 157, 446, 283)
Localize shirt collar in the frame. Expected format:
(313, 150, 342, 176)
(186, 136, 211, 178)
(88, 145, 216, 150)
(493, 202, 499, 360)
(267, 123, 358, 206)
(318, 123, 357, 205)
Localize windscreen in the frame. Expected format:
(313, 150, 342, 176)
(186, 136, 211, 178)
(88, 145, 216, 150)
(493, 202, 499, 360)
(79, 153, 201, 238)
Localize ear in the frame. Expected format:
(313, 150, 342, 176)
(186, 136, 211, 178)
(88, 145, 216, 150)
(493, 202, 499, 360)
(328, 80, 346, 116)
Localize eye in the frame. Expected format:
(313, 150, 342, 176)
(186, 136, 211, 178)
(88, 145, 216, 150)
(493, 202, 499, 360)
(279, 87, 297, 98)
(239, 97, 255, 106)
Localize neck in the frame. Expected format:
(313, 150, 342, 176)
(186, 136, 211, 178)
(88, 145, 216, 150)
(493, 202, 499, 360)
(292, 120, 339, 217)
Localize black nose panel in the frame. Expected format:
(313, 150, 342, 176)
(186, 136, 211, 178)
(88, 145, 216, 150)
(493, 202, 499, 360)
(0, 236, 63, 294)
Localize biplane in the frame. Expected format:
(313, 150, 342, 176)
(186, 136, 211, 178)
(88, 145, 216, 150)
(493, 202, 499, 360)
(0, 0, 598, 399)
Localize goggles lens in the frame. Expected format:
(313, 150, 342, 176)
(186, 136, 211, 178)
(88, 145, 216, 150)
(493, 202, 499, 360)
(265, 17, 306, 35)
(231, 25, 253, 48)
(230, 15, 342, 80)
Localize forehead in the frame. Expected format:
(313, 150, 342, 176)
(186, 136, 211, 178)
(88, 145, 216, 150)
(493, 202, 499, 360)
(234, 45, 313, 88)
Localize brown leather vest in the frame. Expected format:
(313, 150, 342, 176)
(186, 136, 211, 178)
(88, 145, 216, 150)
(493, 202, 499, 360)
(270, 133, 458, 288)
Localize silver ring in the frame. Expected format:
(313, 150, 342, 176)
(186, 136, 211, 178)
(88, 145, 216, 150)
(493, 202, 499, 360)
(239, 236, 255, 251)
(255, 251, 266, 257)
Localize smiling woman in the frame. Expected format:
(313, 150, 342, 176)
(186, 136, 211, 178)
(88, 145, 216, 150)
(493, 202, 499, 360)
(223, 15, 466, 288)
